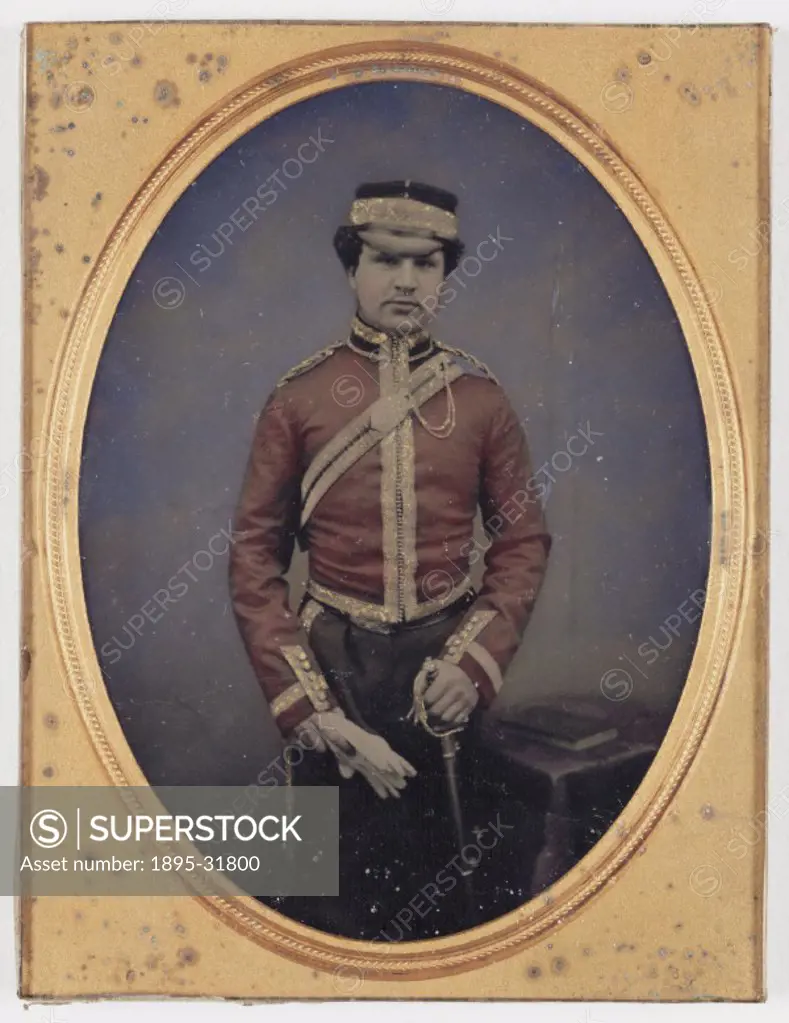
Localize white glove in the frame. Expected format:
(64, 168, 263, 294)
(324, 714, 417, 799)
(294, 710, 416, 800)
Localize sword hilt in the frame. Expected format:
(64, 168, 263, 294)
(411, 658, 467, 740)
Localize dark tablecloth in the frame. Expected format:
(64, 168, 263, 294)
(468, 696, 664, 899)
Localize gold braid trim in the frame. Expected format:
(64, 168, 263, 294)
(351, 314, 430, 349)
(270, 682, 308, 718)
(306, 576, 474, 626)
(276, 340, 346, 387)
(348, 197, 459, 240)
(280, 645, 333, 712)
(298, 597, 324, 637)
(443, 610, 499, 665)
(435, 342, 500, 385)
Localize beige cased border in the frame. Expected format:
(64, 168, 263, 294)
(37, 40, 748, 980)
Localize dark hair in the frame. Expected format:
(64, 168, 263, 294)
(332, 225, 465, 277)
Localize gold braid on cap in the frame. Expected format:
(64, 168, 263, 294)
(348, 196, 458, 241)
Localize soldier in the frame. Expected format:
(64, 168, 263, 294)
(229, 180, 551, 940)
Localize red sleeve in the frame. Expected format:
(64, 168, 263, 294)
(229, 388, 337, 735)
(441, 388, 551, 706)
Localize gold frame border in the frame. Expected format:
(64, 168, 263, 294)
(40, 41, 746, 981)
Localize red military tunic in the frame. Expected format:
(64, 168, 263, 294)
(229, 315, 551, 734)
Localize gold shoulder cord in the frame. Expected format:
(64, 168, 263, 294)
(276, 339, 346, 387)
(435, 342, 500, 386)
(411, 354, 457, 439)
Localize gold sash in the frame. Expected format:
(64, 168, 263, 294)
(300, 352, 465, 527)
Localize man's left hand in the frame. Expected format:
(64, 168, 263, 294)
(424, 661, 479, 725)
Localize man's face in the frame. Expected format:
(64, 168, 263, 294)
(348, 229, 446, 333)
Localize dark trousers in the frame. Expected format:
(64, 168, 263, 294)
(269, 597, 488, 942)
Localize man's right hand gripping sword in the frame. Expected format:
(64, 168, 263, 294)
(293, 710, 417, 800)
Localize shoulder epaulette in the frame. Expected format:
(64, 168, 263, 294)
(276, 340, 346, 387)
(436, 341, 500, 386)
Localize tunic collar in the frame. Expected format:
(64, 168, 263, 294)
(348, 313, 434, 361)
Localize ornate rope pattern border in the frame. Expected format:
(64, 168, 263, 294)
(43, 42, 746, 979)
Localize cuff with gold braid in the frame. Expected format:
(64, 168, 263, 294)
(270, 644, 336, 734)
(440, 609, 503, 707)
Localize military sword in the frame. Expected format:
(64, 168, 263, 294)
(414, 660, 476, 927)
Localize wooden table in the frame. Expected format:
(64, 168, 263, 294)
(467, 698, 664, 899)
